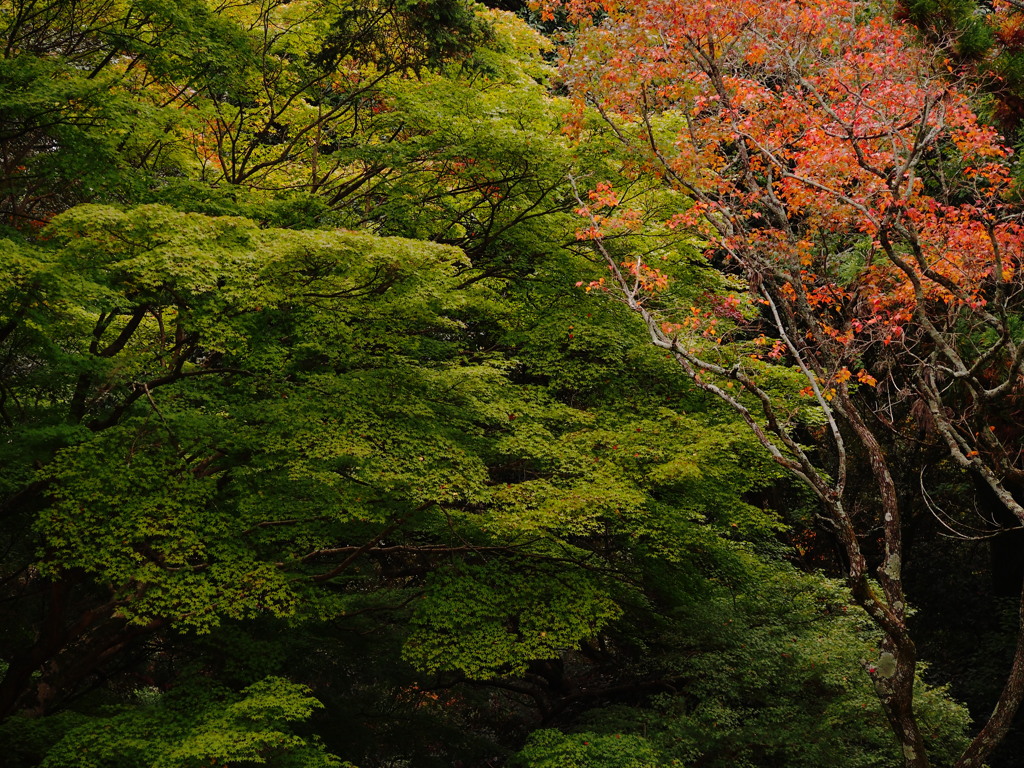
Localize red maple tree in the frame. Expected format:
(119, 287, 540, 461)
(554, 0, 1024, 765)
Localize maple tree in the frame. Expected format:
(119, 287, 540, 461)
(557, 0, 1024, 765)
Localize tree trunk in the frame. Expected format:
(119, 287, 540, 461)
(955, 583, 1024, 768)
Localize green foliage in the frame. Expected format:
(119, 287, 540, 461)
(515, 562, 971, 768)
(41, 424, 300, 629)
(37, 677, 342, 768)
(13, 203, 489, 630)
(404, 560, 621, 678)
(0, 0, 258, 221)
(514, 730, 667, 768)
(899, 0, 993, 59)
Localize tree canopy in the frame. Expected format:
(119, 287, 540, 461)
(1, 0, 1023, 767)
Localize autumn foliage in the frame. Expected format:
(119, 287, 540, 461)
(561, 0, 1022, 326)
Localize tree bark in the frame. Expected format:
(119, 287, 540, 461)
(955, 584, 1024, 768)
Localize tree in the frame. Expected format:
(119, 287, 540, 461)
(555, 0, 1024, 765)
(895, 0, 1024, 138)
(0, 0, 258, 226)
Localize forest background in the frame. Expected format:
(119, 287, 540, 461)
(1, 0, 1024, 766)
